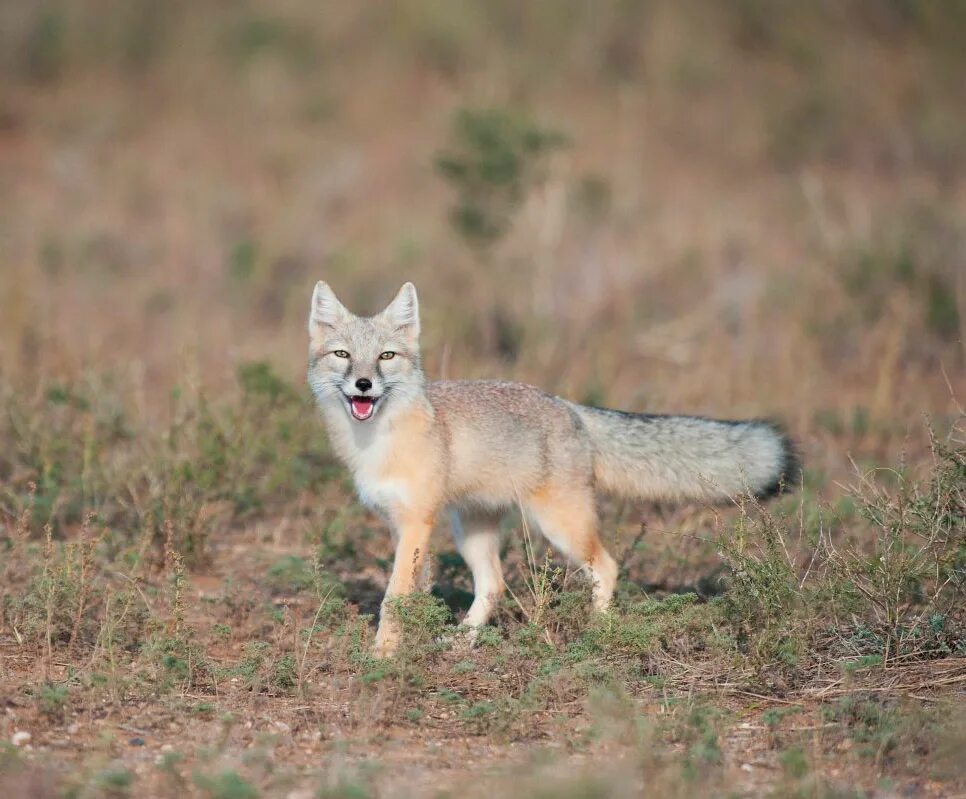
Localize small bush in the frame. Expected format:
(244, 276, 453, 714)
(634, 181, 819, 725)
(193, 769, 259, 799)
(435, 106, 567, 248)
(388, 592, 452, 656)
(718, 421, 966, 675)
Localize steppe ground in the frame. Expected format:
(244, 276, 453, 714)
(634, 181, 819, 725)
(1, 2, 965, 797)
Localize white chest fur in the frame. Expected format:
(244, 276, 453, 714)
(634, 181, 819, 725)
(353, 469, 410, 513)
(321, 402, 412, 515)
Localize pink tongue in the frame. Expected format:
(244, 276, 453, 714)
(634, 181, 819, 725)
(351, 397, 374, 419)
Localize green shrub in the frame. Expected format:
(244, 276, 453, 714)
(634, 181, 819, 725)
(435, 106, 567, 248)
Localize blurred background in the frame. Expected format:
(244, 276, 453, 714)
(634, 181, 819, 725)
(1, 0, 964, 481)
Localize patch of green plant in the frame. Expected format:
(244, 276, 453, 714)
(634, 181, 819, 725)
(571, 592, 723, 665)
(666, 701, 724, 780)
(718, 503, 808, 672)
(834, 215, 963, 341)
(823, 695, 899, 759)
(272, 653, 297, 692)
(462, 700, 496, 720)
(763, 706, 801, 731)
(387, 592, 452, 657)
(779, 745, 810, 779)
(265, 555, 315, 594)
(36, 682, 70, 720)
(193, 768, 259, 799)
(317, 778, 374, 799)
(11, 521, 112, 657)
(435, 106, 567, 248)
(358, 663, 395, 685)
(842, 655, 883, 673)
(212, 623, 232, 640)
(145, 632, 211, 692)
(224, 640, 271, 687)
(222, 10, 319, 73)
(473, 625, 502, 648)
(95, 767, 135, 798)
(509, 621, 556, 660)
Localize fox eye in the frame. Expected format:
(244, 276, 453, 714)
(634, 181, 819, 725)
(379, 351, 396, 360)
(333, 350, 350, 359)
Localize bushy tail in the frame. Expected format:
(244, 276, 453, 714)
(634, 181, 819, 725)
(571, 405, 798, 503)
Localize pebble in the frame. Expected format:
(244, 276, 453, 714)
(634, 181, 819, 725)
(11, 731, 31, 747)
(129, 737, 146, 747)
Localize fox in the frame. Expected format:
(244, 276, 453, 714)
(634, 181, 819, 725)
(307, 281, 798, 656)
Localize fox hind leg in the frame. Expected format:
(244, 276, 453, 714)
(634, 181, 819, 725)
(525, 487, 618, 612)
(449, 509, 504, 629)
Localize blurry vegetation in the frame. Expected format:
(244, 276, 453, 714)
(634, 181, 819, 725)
(836, 208, 963, 341)
(2, 1, 964, 177)
(0, 363, 336, 565)
(1, 0, 963, 386)
(435, 107, 567, 249)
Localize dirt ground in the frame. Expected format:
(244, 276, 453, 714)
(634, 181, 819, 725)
(3, 512, 964, 798)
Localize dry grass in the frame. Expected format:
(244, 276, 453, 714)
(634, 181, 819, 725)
(1, 1, 965, 796)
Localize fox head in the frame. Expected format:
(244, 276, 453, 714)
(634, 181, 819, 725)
(307, 281, 423, 423)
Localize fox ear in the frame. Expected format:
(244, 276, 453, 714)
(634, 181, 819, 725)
(309, 280, 348, 333)
(382, 282, 420, 342)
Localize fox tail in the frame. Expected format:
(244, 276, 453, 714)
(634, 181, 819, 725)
(571, 404, 799, 503)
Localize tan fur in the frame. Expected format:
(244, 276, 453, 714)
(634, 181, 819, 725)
(307, 281, 796, 656)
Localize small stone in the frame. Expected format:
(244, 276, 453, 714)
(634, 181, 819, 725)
(741, 763, 754, 772)
(273, 721, 291, 733)
(66, 723, 80, 735)
(129, 737, 146, 747)
(160, 744, 174, 753)
(11, 731, 31, 747)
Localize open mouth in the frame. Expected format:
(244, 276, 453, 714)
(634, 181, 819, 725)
(347, 395, 378, 421)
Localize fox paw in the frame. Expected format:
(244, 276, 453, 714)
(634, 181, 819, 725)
(437, 625, 480, 650)
(371, 625, 401, 658)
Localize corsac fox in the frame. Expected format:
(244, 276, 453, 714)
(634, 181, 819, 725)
(307, 281, 798, 656)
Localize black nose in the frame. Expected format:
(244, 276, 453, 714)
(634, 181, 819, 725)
(355, 377, 372, 393)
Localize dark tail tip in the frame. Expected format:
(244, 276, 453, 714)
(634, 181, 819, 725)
(755, 422, 802, 500)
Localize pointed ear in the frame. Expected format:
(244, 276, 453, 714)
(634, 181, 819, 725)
(309, 280, 347, 333)
(382, 282, 420, 342)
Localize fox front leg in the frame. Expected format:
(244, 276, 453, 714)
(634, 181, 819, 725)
(373, 517, 433, 657)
